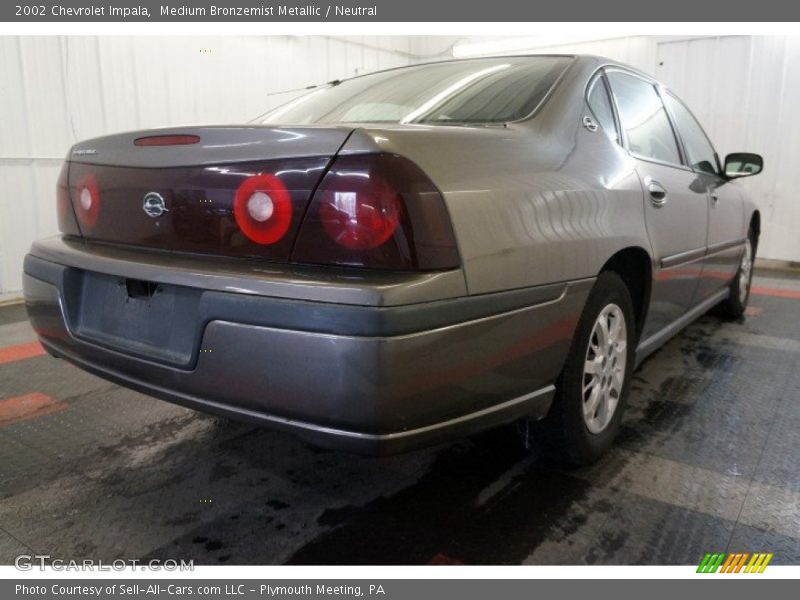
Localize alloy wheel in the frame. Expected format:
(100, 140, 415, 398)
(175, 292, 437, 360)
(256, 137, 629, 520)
(582, 303, 628, 434)
(739, 238, 753, 304)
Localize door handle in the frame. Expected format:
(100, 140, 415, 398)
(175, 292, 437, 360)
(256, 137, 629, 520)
(710, 193, 720, 207)
(648, 180, 668, 208)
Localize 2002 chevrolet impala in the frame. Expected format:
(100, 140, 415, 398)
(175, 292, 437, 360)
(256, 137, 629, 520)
(24, 55, 764, 462)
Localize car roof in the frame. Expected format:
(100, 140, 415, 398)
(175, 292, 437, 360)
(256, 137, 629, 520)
(328, 53, 577, 85)
(329, 54, 651, 88)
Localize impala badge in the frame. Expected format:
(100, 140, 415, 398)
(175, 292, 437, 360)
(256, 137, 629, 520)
(143, 192, 168, 218)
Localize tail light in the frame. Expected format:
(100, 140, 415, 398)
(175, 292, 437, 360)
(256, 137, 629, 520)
(56, 162, 81, 236)
(233, 174, 293, 245)
(60, 152, 460, 272)
(291, 154, 460, 271)
(74, 174, 100, 228)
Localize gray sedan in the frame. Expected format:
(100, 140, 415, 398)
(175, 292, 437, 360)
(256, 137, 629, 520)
(23, 54, 763, 463)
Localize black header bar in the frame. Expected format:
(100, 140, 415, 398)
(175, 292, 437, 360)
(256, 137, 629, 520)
(4, 0, 800, 22)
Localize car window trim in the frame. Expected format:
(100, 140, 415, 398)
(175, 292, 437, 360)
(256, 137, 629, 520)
(629, 153, 695, 173)
(662, 89, 724, 178)
(602, 66, 690, 172)
(585, 69, 622, 144)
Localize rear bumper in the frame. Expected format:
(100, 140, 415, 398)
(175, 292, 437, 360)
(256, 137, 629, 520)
(23, 239, 592, 454)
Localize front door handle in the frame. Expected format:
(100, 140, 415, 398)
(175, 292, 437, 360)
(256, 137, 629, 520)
(648, 180, 668, 208)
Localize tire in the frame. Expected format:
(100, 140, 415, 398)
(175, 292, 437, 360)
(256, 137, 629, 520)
(715, 230, 755, 319)
(543, 271, 636, 465)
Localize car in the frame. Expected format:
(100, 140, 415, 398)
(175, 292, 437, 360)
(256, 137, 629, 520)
(23, 54, 763, 463)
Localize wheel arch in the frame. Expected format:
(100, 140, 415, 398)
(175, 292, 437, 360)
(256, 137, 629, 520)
(749, 210, 761, 250)
(598, 246, 652, 342)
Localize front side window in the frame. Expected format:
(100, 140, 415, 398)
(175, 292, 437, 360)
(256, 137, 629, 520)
(261, 56, 573, 126)
(664, 93, 719, 175)
(606, 71, 682, 166)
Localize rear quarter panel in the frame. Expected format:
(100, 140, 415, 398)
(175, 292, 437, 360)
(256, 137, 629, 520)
(342, 59, 651, 295)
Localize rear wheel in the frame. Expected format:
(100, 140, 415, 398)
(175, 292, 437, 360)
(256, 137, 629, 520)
(543, 271, 636, 464)
(716, 231, 755, 319)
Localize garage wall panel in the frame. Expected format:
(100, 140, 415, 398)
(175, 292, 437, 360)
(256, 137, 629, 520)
(17, 38, 75, 159)
(655, 36, 800, 262)
(0, 38, 32, 158)
(762, 36, 800, 261)
(526, 36, 656, 72)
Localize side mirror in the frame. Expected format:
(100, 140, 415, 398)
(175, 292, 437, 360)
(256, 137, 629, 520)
(724, 152, 763, 179)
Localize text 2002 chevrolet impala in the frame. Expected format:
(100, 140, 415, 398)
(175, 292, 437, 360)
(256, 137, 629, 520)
(24, 55, 764, 463)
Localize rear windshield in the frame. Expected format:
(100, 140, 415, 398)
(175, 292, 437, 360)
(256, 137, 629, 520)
(261, 56, 573, 126)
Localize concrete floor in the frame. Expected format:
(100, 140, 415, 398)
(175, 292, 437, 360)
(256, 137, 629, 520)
(1, 269, 799, 565)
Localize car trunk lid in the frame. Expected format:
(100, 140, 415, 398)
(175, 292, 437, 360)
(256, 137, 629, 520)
(66, 125, 353, 261)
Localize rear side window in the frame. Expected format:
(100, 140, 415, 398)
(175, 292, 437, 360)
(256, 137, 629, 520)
(606, 71, 682, 166)
(587, 74, 619, 143)
(664, 93, 719, 175)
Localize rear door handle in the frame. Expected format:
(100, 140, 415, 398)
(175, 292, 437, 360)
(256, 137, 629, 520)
(648, 180, 668, 207)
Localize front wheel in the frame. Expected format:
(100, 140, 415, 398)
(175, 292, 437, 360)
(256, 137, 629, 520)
(544, 271, 636, 464)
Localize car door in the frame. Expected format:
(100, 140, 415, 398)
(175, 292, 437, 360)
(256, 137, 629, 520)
(662, 91, 745, 302)
(605, 69, 709, 340)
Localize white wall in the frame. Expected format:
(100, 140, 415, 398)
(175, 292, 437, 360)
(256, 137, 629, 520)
(654, 36, 800, 264)
(445, 34, 800, 265)
(0, 35, 442, 298)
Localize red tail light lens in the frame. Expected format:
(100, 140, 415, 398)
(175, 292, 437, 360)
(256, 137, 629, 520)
(233, 173, 293, 245)
(74, 174, 100, 228)
(318, 172, 402, 250)
(292, 154, 460, 271)
(56, 162, 81, 236)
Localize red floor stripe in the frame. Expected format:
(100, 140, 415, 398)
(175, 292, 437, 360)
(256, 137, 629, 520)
(0, 341, 45, 365)
(750, 286, 800, 299)
(0, 392, 66, 428)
